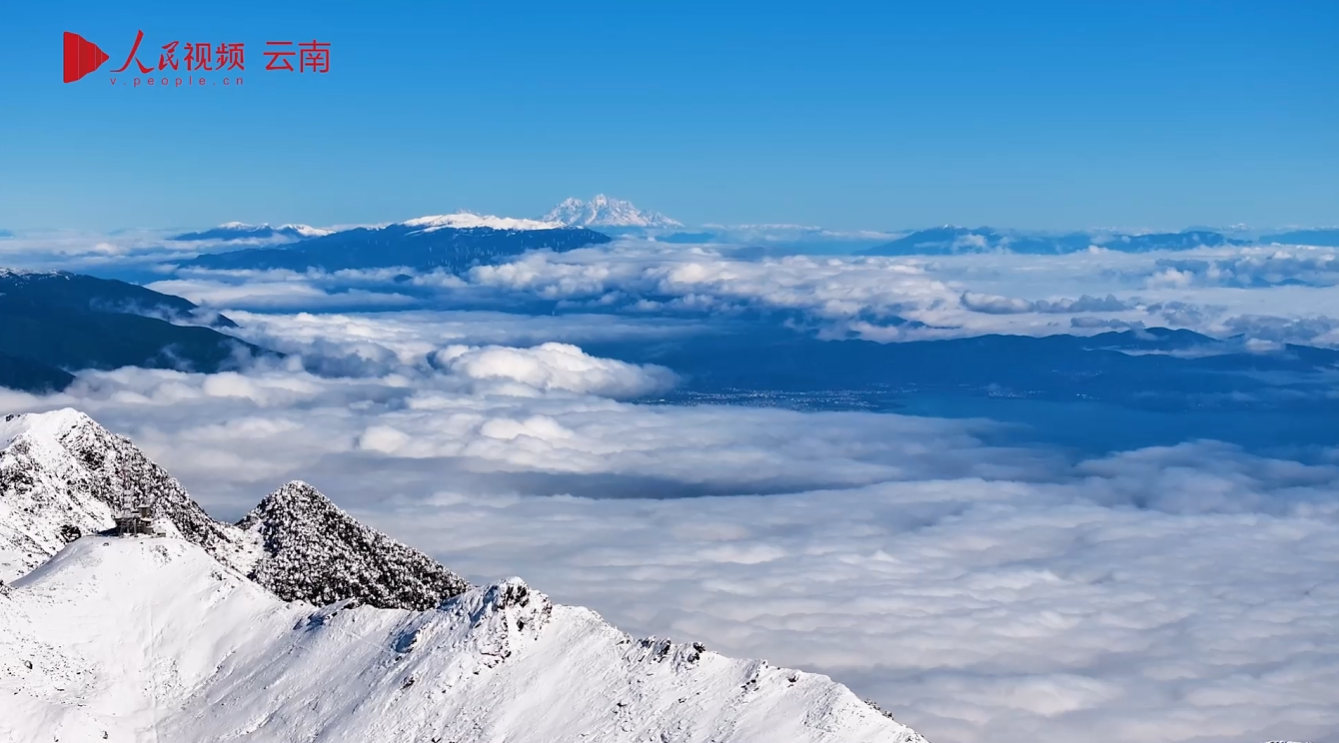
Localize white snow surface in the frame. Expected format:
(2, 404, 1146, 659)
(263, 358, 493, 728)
(0, 537, 925, 743)
(402, 212, 564, 232)
(543, 195, 683, 228)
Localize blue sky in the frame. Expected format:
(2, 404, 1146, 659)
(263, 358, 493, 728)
(1, 0, 1335, 231)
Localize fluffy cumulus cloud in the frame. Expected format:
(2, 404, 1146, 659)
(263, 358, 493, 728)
(1147, 246, 1339, 288)
(1, 309, 1336, 743)
(434, 343, 676, 397)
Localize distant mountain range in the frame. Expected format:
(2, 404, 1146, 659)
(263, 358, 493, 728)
(1259, 228, 1339, 247)
(172, 196, 679, 244)
(181, 215, 611, 273)
(856, 225, 1339, 255)
(171, 222, 333, 242)
(543, 195, 683, 228)
(0, 269, 262, 393)
(859, 226, 1247, 255)
(167, 209, 1339, 256)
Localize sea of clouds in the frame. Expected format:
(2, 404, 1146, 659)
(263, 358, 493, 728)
(1, 304, 1335, 743)
(2, 233, 1337, 742)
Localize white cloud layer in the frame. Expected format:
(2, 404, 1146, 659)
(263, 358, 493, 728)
(147, 277, 415, 308)
(156, 241, 1339, 348)
(1147, 246, 1339, 288)
(0, 311, 1335, 743)
(370, 465, 1339, 743)
(6, 234, 1339, 742)
(434, 342, 676, 397)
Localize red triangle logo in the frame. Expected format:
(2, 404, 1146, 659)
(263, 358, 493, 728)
(63, 32, 110, 83)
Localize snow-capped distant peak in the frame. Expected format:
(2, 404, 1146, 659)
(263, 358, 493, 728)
(542, 194, 683, 228)
(0, 409, 96, 457)
(170, 222, 334, 242)
(278, 223, 334, 237)
(0, 267, 64, 280)
(401, 212, 563, 232)
(212, 221, 327, 233)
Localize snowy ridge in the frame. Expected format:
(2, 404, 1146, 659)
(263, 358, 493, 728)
(214, 221, 332, 237)
(0, 538, 927, 742)
(170, 222, 335, 242)
(238, 481, 470, 610)
(543, 194, 683, 228)
(402, 212, 563, 232)
(282, 223, 333, 237)
(0, 410, 465, 611)
(0, 267, 60, 279)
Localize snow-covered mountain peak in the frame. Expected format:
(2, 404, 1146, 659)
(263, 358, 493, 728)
(542, 194, 683, 228)
(1, 408, 95, 449)
(0, 409, 105, 506)
(215, 220, 330, 235)
(277, 223, 333, 237)
(423, 576, 557, 664)
(249, 479, 331, 511)
(448, 576, 551, 629)
(238, 480, 470, 610)
(401, 212, 563, 232)
(0, 409, 258, 583)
